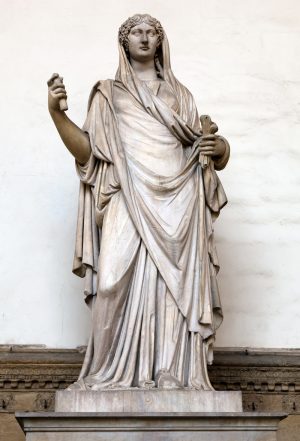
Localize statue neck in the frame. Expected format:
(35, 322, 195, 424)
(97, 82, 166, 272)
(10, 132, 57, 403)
(130, 58, 157, 81)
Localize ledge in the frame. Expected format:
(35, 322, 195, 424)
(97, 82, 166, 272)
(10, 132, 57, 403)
(16, 412, 287, 439)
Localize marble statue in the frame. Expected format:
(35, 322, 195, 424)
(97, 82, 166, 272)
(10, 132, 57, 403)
(47, 14, 230, 391)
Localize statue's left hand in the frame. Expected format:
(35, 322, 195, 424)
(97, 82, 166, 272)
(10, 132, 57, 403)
(198, 134, 226, 158)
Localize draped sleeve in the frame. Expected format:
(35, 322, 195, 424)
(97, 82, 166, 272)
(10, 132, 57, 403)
(72, 82, 114, 305)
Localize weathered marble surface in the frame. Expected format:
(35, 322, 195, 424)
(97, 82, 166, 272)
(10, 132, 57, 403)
(55, 389, 243, 413)
(60, 14, 229, 391)
(16, 412, 286, 441)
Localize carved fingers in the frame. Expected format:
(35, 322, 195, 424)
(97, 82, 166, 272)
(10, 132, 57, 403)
(47, 73, 68, 112)
(198, 134, 217, 156)
(198, 135, 225, 157)
(48, 73, 67, 98)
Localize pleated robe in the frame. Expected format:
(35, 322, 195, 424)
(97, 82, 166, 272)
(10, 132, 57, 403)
(71, 36, 229, 390)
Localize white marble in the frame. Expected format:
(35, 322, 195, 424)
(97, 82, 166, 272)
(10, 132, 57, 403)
(55, 390, 243, 413)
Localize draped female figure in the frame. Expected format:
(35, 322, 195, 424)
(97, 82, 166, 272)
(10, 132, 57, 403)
(47, 14, 230, 391)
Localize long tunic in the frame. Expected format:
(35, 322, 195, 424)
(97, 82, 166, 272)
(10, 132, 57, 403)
(71, 39, 229, 390)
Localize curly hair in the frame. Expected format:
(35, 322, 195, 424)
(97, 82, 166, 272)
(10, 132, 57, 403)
(118, 14, 164, 51)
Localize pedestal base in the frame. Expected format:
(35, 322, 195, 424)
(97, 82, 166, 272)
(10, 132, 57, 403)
(55, 389, 243, 413)
(16, 412, 286, 441)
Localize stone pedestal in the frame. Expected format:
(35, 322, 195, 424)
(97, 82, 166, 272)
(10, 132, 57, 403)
(55, 389, 243, 413)
(16, 411, 286, 441)
(16, 389, 286, 440)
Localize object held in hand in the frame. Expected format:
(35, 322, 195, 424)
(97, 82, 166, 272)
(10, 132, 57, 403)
(199, 115, 218, 169)
(47, 73, 68, 112)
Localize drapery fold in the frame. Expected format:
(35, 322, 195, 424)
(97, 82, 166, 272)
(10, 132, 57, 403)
(71, 32, 229, 389)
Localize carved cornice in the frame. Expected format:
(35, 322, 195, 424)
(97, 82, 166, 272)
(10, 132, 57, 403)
(210, 348, 300, 392)
(0, 346, 299, 413)
(210, 348, 300, 414)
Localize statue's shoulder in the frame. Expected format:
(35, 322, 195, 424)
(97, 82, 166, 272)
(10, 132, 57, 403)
(87, 79, 115, 111)
(178, 82, 196, 104)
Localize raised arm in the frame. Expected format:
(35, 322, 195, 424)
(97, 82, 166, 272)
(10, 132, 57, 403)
(47, 73, 91, 165)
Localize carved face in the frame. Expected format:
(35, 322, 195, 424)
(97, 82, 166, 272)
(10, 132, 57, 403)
(127, 22, 159, 62)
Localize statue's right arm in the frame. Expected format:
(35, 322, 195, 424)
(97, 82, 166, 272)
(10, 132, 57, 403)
(48, 74, 91, 165)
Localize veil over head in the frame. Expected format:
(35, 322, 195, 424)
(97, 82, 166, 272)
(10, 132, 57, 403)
(115, 29, 200, 138)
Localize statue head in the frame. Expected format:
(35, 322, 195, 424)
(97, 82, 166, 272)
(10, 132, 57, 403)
(118, 14, 164, 55)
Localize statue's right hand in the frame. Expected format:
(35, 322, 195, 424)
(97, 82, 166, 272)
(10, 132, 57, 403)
(47, 73, 67, 113)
